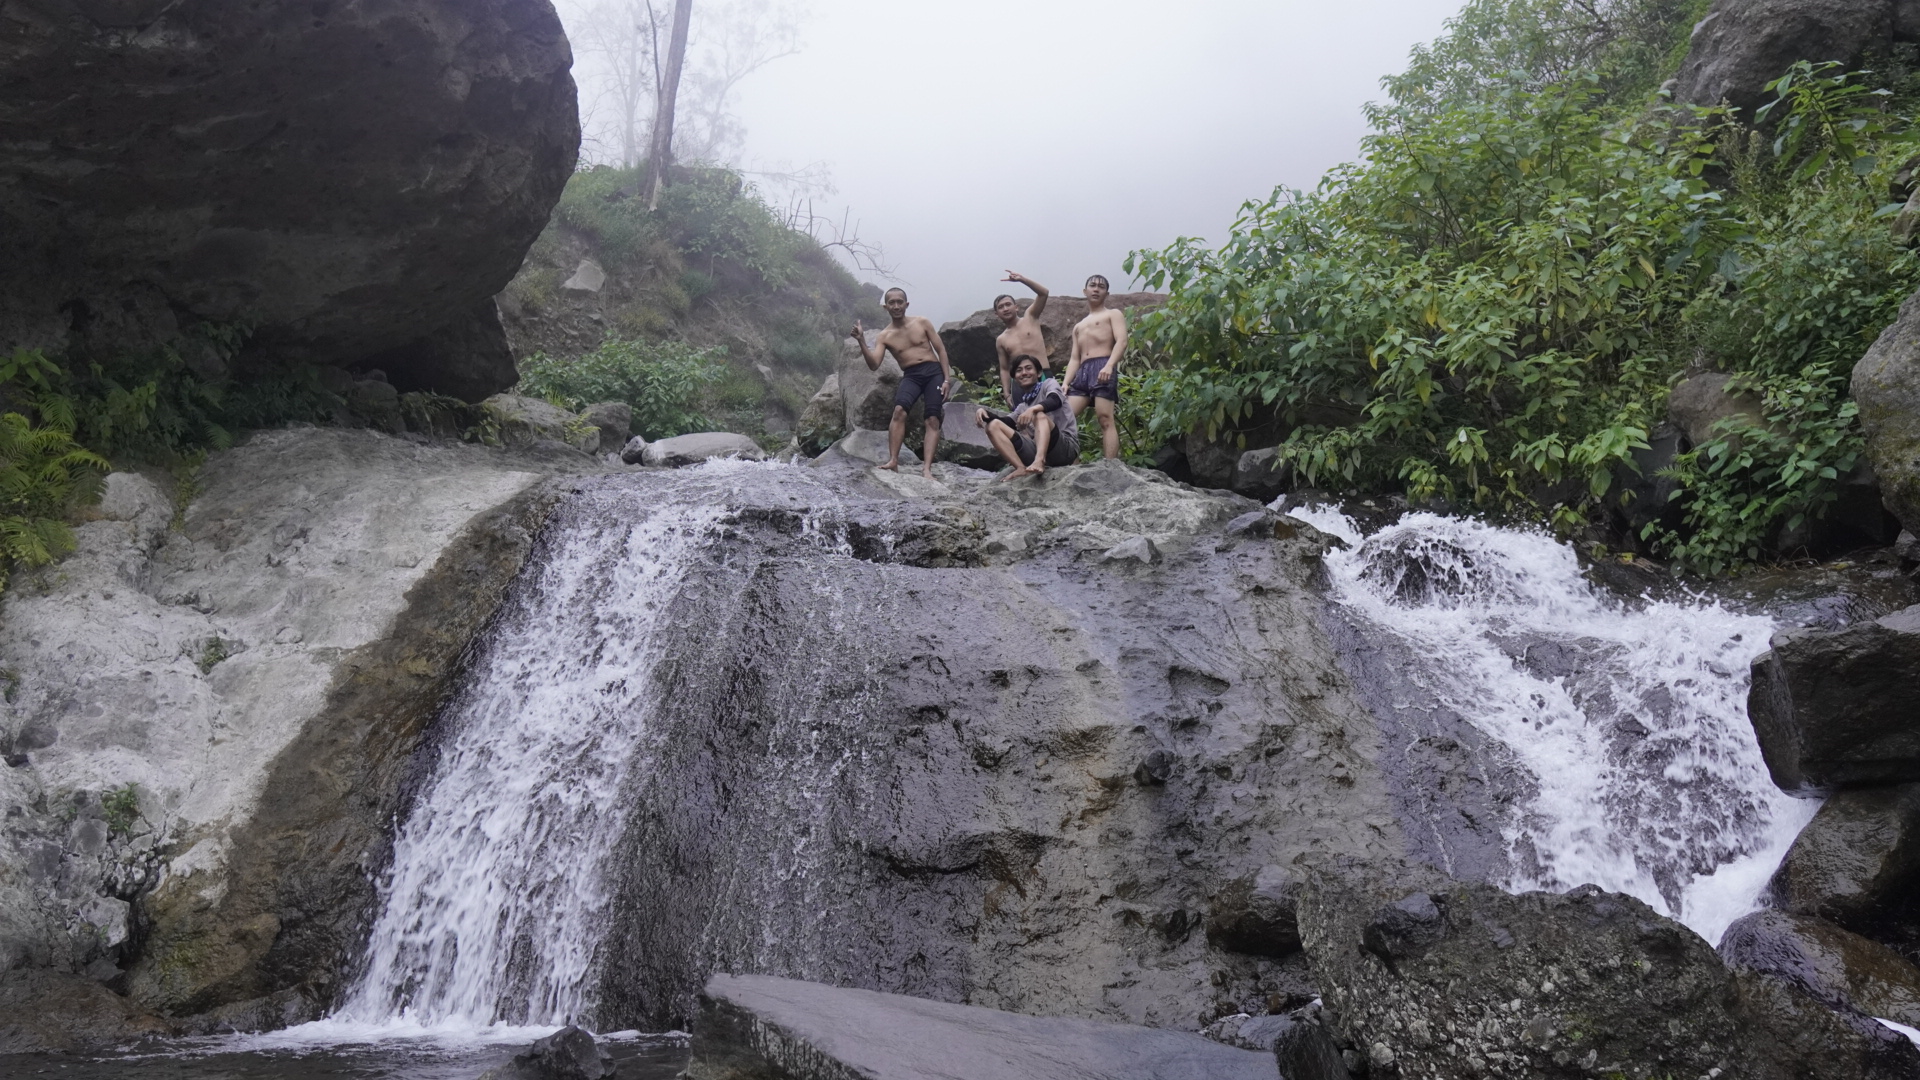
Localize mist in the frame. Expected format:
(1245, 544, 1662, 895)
(555, 0, 1468, 322)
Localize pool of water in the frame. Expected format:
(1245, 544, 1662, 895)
(0, 1033, 688, 1080)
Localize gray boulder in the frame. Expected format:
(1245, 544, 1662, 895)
(1720, 910, 1920, 1032)
(580, 402, 632, 454)
(686, 974, 1278, 1080)
(838, 333, 908, 431)
(0, 0, 578, 399)
(1298, 868, 1752, 1080)
(1230, 448, 1290, 503)
(345, 378, 404, 435)
(480, 1025, 611, 1080)
(1673, 0, 1906, 116)
(641, 432, 768, 468)
(1774, 783, 1920, 941)
(621, 435, 649, 465)
(937, 292, 1167, 380)
(795, 374, 846, 455)
(1668, 371, 1767, 448)
(1206, 865, 1302, 958)
(936, 401, 1004, 470)
(1748, 604, 1920, 792)
(1856, 288, 1920, 535)
(1184, 431, 1240, 490)
(483, 394, 599, 454)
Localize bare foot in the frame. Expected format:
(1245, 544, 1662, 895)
(999, 467, 1033, 482)
(1029, 461, 1047, 476)
(920, 465, 935, 480)
(879, 460, 899, 471)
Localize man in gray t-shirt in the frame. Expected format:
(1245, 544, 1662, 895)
(973, 354, 1079, 479)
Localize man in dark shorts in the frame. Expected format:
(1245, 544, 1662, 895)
(1062, 273, 1129, 459)
(973, 354, 1079, 479)
(851, 286, 955, 478)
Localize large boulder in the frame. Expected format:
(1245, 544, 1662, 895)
(1668, 371, 1767, 448)
(1856, 288, 1920, 536)
(1748, 604, 1920, 792)
(794, 374, 846, 455)
(483, 394, 600, 454)
(838, 333, 909, 431)
(1298, 867, 1920, 1080)
(937, 293, 1166, 381)
(641, 432, 768, 468)
(1673, 0, 1906, 116)
(0, 0, 579, 399)
(1721, 910, 1920, 1031)
(580, 402, 633, 455)
(1774, 783, 1920, 943)
(480, 1025, 612, 1080)
(686, 974, 1278, 1080)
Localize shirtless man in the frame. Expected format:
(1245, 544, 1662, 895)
(991, 271, 1050, 407)
(851, 286, 954, 478)
(1061, 274, 1128, 459)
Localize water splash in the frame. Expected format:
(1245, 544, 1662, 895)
(334, 493, 727, 1028)
(1291, 506, 1816, 944)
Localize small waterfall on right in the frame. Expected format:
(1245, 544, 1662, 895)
(1293, 507, 1819, 944)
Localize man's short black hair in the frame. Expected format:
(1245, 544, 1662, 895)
(994, 294, 1016, 308)
(1012, 354, 1042, 375)
(1085, 274, 1110, 290)
(884, 286, 908, 301)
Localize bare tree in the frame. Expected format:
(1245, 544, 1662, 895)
(675, 0, 803, 164)
(782, 196, 898, 279)
(572, 0, 661, 167)
(641, 0, 694, 209)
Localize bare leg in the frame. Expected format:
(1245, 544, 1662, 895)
(986, 420, 1029, 478)
(882, 405, 906, 470)
(1094, 396, 1119, 459)
(920, 416, 941, 479)
(1027, 413, 1054, 475)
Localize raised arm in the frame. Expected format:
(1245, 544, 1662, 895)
(1004, 271, 1049, 319)
(850, 321, 882, 371)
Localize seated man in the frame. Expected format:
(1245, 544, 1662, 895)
(973, 354, 1079, 479)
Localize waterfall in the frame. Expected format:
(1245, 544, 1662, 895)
(1292, 506, 1817, 944)
(333, 487, 728, 1029)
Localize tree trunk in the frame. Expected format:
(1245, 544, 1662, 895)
(644, 0, 694, 211)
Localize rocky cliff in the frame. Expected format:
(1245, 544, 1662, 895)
(0, 0, 580, 399)
(0, 430, 573, 1050)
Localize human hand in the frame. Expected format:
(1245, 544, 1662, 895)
(1096, 365, 1112, 385)
(851, 321, 864, 342)
(1003, 270, 1025, 284)
(974, 408, 988, 429)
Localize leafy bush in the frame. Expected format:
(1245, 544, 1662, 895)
(0, 351, 110, 592)
(517, 338, 726, 440)
(1127, 44, 1920, 572)
(554, 164, 806, 292)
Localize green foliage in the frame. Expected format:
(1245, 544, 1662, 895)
(517, 338, 726, 440)
(195, 637, 232, 674)
(555, 164, 807, 292)
(101, 784, 140, 835)
(1389, 0, 1709, 109)
(1127, 50, 1920, 573)
(0, 351, 110, 593)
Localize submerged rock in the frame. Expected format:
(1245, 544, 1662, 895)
(686, 973, 1276, 1080)
(0, 0, 578, 396)
(480, 1025, 611, 1080)
(1748, 604, 1920, 792)
(1720, 910, 1920, 1030)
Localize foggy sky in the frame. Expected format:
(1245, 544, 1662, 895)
(564, 0, 1470, 323)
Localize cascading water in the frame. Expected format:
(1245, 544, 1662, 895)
(1291, 505, 1818, 944)
(332, 489, 728, 1029)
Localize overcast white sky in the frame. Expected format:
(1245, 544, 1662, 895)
(565, 0, 1470, 322)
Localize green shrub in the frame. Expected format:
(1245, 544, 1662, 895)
(1126, 47, 1920, 572)
(0, 351, 109, 593)
(101, 784, 139, 835)
(517, 338, 726, 440)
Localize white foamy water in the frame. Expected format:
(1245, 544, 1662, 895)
(332, 495, 727, 1029)
(1289, 505, 1818, 944)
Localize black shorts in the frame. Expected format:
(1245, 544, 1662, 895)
(894, 363, 947, 419)
(1015, 427, 1080, 467)
(1068, 357, 1119, 402)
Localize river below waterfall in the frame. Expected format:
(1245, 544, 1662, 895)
(0, 1032, 687, 1079)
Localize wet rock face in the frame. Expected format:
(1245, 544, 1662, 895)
(1296, 867, 1920, 1080)
(591, 461, 1407, 1030)
(0, 431, 561, 1046)
(1858, 287, 1920, 536)
(1774, 784, 1920, 950)
(0, 0, 578, 397)
(1720, 910, 1920, 1032)
(1748, 605, 1920, 792)
(1674, 0, 1907, 116)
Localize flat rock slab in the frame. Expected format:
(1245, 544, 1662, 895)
(688, 974, 1277, 1080)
